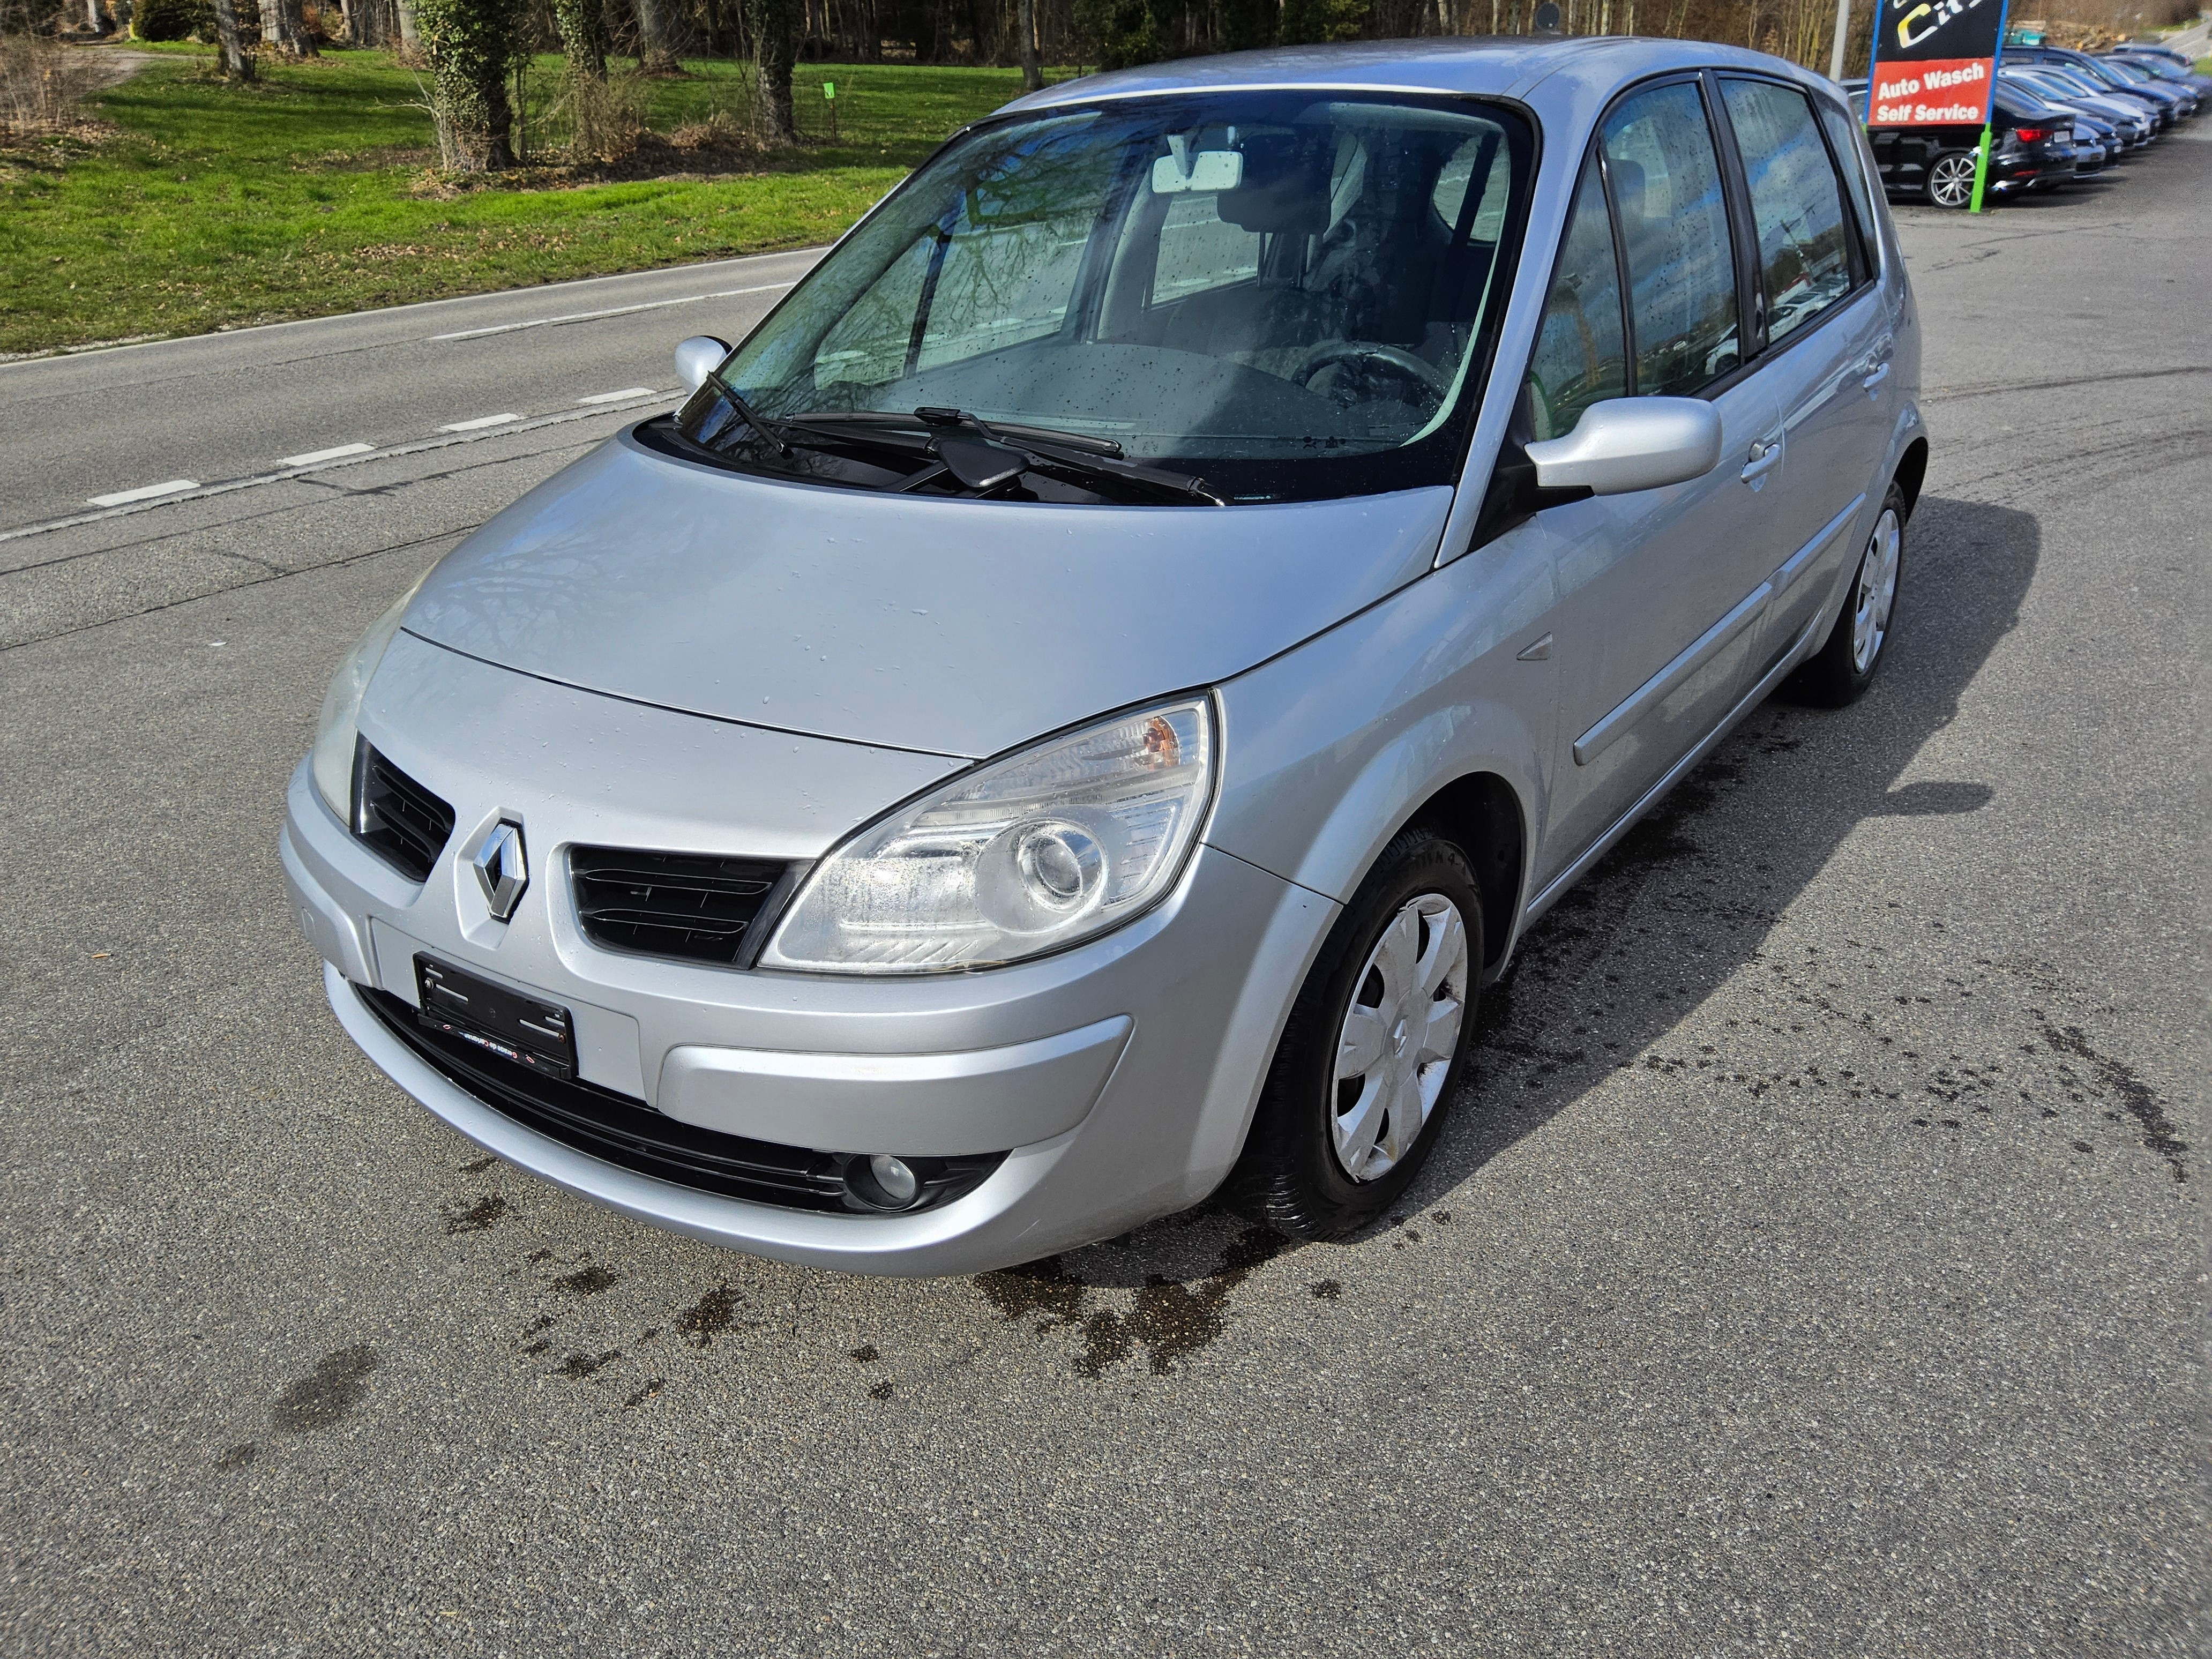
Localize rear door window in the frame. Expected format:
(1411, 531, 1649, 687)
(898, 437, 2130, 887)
(1717, 78, 1855, 347)
(1598, 81, 1741, 398)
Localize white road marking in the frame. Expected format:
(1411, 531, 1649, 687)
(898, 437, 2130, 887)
(577, 387, 659, 405)
(87, 479, 198, 507)
(281, 442, 375, 467)
(428, 281, 796, 343)
(439, 413, 519, 432)
(5, 392, 684, 545)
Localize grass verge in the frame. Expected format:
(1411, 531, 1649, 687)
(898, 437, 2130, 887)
(0, 47, 1051, 357)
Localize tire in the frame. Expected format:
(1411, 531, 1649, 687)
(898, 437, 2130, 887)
(1223, 827, 1483, 1240)
(1787, 483, 1905, 708)
(1927, 150, 1978, 208)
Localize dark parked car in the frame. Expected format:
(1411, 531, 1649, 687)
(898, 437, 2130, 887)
(2003, 64, 2155, 149)
(2002, 47, 2191, 124)
(2104, 51, 2212, 101)
(1844, 82, 2079, 207)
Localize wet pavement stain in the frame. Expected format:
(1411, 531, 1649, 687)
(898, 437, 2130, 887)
(675, 1283, 741, 1348)
(557, 1349, 621, 1379)
(850, 1345, 879, 1364)
(975, 1223, 1289, 1377)
(555, 1264, 620, 1296)
(868, 1381, 895, 1400)
(442, 1194, 507, 1235)
(214, 1443, 255, 1471)
(1310, 1279, 1342, 1300)
(623, 1378, 665, 1408)
(458, 1155, 497, 1174)
(2035, 1015, 2187, 1181)
(270, 1346, 378, 1433)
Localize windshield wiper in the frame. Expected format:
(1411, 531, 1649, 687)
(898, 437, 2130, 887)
(908, 407, 1222, 505)
(703, 372, 793, 458)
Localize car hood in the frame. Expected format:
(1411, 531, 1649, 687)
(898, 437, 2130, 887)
(403, 429, 1456, 759)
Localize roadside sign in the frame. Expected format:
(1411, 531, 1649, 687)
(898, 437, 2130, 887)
(1866, 0, 2013, 212)
(1866, 0, 2009, 128)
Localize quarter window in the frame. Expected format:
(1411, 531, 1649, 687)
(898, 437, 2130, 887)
(1718, 78, 1855, 346)
(1525, 156, 1626, 440)
(1598, 81, 1741, 398)
(1816, 98, 1879, 271)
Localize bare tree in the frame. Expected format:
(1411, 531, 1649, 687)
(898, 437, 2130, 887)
(415, 0, 525, 169)
(746, 0, 796, 139)
(552, 0, 607, 79)
(1018, 0, 1041, 88)
(637, 0, 681, 70)
(212, 0, 253, 76)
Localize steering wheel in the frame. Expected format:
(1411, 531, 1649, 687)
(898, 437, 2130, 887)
(1292, 341, 1451, 400)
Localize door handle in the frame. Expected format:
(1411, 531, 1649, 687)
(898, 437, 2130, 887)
(1741, 437, 1782, 484)
(1860, 361, 1892, 394)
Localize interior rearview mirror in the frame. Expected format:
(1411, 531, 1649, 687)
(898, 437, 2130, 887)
(1150, 144, 1243, 195)
(675, 335, 733, 394)
(1525, 397, 1723, 496)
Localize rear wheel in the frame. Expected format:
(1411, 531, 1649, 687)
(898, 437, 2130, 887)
(1787, 484, 1904, 707)
(1927, 150, 1978, 208)
(1224, 828, 1482, 1240)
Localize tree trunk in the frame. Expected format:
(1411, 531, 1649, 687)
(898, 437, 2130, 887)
(746, 0, 796, 139)
(1018, 0, 1041, 87)
(552, 0, 609, 79)
(394, 0, 421, 56)
(416, 0, 524, 170)
(212, 0, 255, 74)
(84, 0, 111, 36)
(286, 0, 319, 54)
(636, 0, 679, 70)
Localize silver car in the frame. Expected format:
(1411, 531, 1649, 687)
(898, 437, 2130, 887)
(283, 38, 1924, 1275)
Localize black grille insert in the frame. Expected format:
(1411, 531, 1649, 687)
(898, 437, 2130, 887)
(570, 846, 787, 965)
(352, 738, 456, 883)
(356, 984, 1004, 1213)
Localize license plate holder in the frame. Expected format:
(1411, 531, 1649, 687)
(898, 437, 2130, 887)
(413, 954, 577, 1081)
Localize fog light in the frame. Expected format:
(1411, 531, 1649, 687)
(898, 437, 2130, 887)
(867, 1154, 921, 1207)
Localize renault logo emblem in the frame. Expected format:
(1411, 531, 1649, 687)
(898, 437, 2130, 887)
(473, 820, 528, 921)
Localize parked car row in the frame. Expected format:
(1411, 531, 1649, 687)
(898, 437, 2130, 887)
(1845, 41, 2205, 207)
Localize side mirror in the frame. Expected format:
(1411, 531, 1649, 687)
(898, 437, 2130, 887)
(1525, 397, 1723, 496)
(675, 335, 732, 394)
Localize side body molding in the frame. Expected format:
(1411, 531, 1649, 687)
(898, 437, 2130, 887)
(1573, 580, 1773, 767)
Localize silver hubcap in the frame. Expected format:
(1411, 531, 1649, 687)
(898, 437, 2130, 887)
(1330, 892, 1470, 1183)
(1850, 508, 1901, 675)
(1930, 155, 1976, 207)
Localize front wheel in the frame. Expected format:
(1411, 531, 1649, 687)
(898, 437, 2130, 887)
(1927, 150, 1978, 208)
(1223, 828, 1482, 1240)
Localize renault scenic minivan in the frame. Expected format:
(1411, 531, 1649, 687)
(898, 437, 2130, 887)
(283, 37, 1925, 1275)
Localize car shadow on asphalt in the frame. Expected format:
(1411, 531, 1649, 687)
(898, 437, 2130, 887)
(1018, 494, 2039, 1308)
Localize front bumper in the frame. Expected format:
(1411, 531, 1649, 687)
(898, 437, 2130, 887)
(283, 746, 1337, 1276)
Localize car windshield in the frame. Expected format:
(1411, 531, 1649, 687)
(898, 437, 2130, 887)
(684, 92, 1534, 504)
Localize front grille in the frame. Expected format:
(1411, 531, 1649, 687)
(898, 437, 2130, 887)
(570, 846, 786, 965)
(352, 739, 456, 883)
(356, 985, 1004, 1213)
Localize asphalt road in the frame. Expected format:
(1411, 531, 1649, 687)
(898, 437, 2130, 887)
(1, 130, 2204, 1656)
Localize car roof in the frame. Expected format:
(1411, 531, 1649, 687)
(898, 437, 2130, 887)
(1000, 36, 1837, 117)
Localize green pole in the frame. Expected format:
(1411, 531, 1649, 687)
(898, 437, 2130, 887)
(1969, 0, 2014, 213)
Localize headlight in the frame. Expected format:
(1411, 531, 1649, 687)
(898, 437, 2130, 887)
(310, 570, 431, 820)
(761, 696, 1215, 974)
